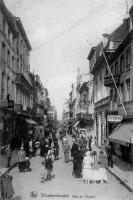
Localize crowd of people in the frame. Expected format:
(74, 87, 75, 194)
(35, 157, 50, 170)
(15, 127, 114, 185)
(39, 132, 59, 182)
(61, 133, 109, 184)
(16, 130, 60, 182)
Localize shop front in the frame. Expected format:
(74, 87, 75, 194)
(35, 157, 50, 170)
(109, 119, 133, 164)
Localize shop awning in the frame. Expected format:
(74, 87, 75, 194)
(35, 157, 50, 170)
(25, 119, 37, 125)
(109, 122, 133, 146)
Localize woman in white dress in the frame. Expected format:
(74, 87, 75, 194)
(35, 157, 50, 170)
(82, 151, 93, 183)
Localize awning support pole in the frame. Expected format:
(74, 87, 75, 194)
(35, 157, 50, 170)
(100, 43, 127, 116)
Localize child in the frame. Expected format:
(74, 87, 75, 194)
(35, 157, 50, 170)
(45, 154, 53, 180)
(53, 143, 59, 160)
(25, 157, 32, 172)
(47, 147, 54, 161)
(40, 161, 47, 183)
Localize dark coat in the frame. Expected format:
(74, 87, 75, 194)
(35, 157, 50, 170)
(71, 143, 78, 157)
(1, 175, 14, 199)
(73, 150, 83, 175)
(45, 158, 53, 170)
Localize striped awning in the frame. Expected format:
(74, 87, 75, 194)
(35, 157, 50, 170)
(109, 122, 133, 146)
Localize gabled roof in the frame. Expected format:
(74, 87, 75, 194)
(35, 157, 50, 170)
(109, 19, 129, 42)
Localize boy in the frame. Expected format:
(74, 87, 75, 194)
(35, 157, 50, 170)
(45, 154, 53, 180)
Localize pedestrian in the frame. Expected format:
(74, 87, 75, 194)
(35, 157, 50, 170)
(44, 144, 49, 161)
(63, 139, 70, 163)
(82, 151, 93, 183)
(40, 138, 45, 157)
(40, 161, 47, 183)
(71, 139, 78, 162)
(53, 142, 59, 160)
(17, 146, 26, 172)
(91, 150, 97, 164)
(107, 144, 114, 168)
(48, 135, 53, 147)
(88, 135, 92, 151)
(25, 157, 32, 172)
(24, 138, 29, 157)
(32, 138, 37, 157)
(47, 147, 54, 161)
(6, 144, 11, 168)
(72, 147, 83, 178)
(45, 154, 53, 181)
(29, 138, 33, 157)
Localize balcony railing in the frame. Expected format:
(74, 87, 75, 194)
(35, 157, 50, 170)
(104, 74, 120, 87)
(15, 73, 33, 91)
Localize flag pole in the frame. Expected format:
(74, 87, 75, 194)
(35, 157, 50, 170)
(100, 43, 127, 116)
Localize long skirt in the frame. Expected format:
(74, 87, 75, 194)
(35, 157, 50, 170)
(82, 167, 92, 181)
(82, 168, 107, 183)
(64, 152, 69, 162)
(73, 161, 82, 178)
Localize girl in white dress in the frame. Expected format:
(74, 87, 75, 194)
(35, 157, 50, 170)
(82, 151, 93, 183)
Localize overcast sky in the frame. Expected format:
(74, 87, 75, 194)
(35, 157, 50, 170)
(4, 0, 132, 120)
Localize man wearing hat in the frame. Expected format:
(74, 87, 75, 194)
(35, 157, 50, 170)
(17, 146, 26, 172)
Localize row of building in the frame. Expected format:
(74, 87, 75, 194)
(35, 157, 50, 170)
(0, 0, 56, 148)
(65, 5, 133, 164)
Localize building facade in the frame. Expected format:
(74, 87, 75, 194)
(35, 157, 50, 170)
(0, 0, 18, 147)
(108, 7, 133, 163)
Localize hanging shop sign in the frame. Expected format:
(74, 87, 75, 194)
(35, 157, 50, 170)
(107, 115, 123, 123)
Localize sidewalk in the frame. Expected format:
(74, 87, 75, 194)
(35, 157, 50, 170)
(0, 148, 18, 174)
(92, 144, 133, 192)
(107, 156, 133, 192)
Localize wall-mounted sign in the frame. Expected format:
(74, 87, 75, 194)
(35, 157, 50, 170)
(107, 115, 123, 123)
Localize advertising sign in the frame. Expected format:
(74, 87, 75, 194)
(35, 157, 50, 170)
(107, 115, 123, 123)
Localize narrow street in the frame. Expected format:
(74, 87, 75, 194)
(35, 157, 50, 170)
(10, 137, 133, 200)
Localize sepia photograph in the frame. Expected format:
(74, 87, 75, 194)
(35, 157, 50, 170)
(0, 0, 133, 199)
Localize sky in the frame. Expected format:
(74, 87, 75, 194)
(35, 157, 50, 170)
(4, 0, 133, 120)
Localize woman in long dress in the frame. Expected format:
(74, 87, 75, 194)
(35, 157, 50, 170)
(63, 140, 70, 163)
(82, 151, 93, 183)
(73, 148, 83, 178)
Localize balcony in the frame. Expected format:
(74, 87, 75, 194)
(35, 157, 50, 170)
(104, 74, 120, 87)
(118, 100, 133, 115)
(94, 96, 110, 109)
(15, 73, 33, 91)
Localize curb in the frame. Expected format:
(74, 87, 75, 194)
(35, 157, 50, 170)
(0, 163, 17, 176)
(107, 167, 133, 193)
